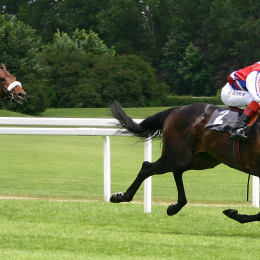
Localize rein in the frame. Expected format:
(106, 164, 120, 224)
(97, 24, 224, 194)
(233, 140, 251, 201)
(233, 140, 244, 172)
(232, 109, 260, 202)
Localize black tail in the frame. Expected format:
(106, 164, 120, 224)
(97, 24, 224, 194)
(109, 101, 177, 139)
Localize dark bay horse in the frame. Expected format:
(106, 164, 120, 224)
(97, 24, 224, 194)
(109, 101, 260, 224)
(0, 63, 27, 104)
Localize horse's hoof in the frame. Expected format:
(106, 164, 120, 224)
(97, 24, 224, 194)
(110, 192, 123, 203)
(167, 204, 180, 216)
(223, 209, 238, 218)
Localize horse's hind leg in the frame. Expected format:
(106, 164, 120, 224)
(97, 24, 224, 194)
(110, 157, 170, 203)
(167, 171, 187, 216)
(223, 209, 260, 224)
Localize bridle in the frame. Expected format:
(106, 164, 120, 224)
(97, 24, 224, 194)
(0, 72, 22, 105)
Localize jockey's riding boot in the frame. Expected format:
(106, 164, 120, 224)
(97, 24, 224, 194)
(230, 113, 251, 141)
(230, 101, 260, 141)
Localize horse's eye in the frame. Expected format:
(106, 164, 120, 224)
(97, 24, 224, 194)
(0, 78, 5, 82)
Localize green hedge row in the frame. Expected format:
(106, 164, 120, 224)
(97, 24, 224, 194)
(165, 95, 222, 106)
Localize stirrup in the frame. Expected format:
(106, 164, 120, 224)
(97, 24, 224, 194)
(230, 128, 248, 141)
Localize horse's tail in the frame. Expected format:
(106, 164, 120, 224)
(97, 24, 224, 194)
(109, 101, 177, 139)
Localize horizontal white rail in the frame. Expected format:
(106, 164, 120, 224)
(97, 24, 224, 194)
(0, 117, 142, 126)
(0, 117, 152, 212)
(0, 127, 125, 136)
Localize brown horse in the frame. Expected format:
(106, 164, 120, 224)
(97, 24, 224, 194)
(0, 63, 27, 104)
(109, 101, 260, 224)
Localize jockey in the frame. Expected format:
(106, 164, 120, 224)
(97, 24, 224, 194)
(221, 61, 260, 141)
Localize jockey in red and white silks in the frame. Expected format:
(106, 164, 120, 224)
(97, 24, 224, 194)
(221, 62, 260, 107)
(221, 62, 260, 141)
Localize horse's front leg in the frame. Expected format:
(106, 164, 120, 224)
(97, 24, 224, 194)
(110, 161, 153, 203)
(167, 172, 187, 216)
(110, 158, 170, 203)
(223, 209, 260, 224)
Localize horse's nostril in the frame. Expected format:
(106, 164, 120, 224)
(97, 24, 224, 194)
(18, 92, 27, 99)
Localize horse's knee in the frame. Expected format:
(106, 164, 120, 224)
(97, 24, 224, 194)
(141, 159, 171, 176)
(137, 161, 153, 179)
(141, 161, 152, 170)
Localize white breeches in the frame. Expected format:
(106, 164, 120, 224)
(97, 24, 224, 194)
(221, 71, 260, 107)
(221, 83, 254, 107)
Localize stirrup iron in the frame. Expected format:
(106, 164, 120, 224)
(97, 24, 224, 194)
(237, 128, 246, 136)
(231, 127, 248, 141)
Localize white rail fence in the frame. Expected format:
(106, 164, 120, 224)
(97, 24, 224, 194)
(0, 117, 153, 213)
(0, 117, 258, 209)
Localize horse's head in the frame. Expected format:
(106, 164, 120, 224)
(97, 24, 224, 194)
(0, 63, 27, 104)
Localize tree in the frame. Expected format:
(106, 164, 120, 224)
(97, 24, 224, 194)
(83, 54, 169, 107)
(97, 0, 174, 69)
(41, 29, 169, 108)
(72, 29, 116, 56)
(170, 0, 212, 40)
(15, 0, 59, 43)
(161, 31, 191, 94)
(41, 29, 112, 108)
(57, 0, 109, 35)
(161, 0, 260, 95)
(177, 44, 212, 96)
(0, 14, 47, 115)
(2, 0, 110, 44)
(200, 0, 260, 90)
(1, 0, 28, 16)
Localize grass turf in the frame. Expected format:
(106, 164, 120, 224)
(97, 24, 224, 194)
(39, 107, 172, 119)
(0, 200, 259, 260)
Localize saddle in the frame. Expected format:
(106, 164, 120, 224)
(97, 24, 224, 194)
(205, 106, 259, 133)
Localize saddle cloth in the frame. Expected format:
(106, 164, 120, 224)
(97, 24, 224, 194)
(205, 107, 242, 133)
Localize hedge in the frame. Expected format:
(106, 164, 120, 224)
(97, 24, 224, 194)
(166, 95, 222, 106)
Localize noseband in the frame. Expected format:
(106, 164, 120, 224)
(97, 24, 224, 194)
(0, 80, 23, 104)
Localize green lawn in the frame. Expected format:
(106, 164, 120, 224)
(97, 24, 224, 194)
(39, 106, 172, 119)
(0, 109, 31, 117)
(0, 200, 259, 260)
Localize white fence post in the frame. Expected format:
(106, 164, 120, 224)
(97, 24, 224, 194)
(103, 136, 111, 202)
(252, 176, 259, 207)
(144, 137, 152, 213)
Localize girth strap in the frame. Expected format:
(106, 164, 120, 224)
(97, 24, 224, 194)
(233, 140, 244, 172)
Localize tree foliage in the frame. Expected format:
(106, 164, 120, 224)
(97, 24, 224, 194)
(161, 0, 260, 95)
(57, 0, 109, 35)
(2, 0, 260, 111)
(177, 44, 212, 96)
(97, 0, 173, 67)
(41, 30, 168, 108)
